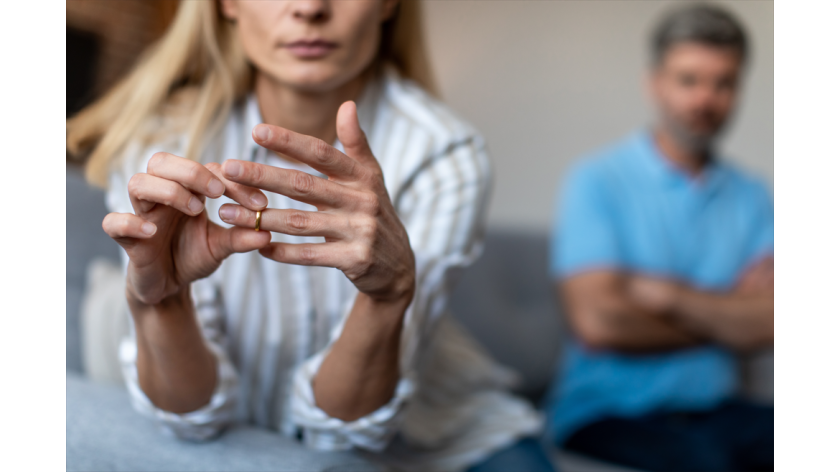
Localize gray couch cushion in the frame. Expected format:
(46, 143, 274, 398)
(66, 166, 121, 373)
(67, 373, 382, 472)
(449, 230, 565, 402)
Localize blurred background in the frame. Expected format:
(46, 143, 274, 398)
(423, 1, 772, 231)
(67, 0, 772, 231)
(67, 2, 773, 231)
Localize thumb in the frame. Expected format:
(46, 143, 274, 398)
(207, 221, 271, 261)
(336, 101, 375, 165)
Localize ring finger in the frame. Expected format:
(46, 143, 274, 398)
(218, 204, 347, 239)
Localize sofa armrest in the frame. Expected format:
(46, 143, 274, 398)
(67, 373, 383, 472)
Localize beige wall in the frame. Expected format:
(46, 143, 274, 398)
(423, 0, 773, 232)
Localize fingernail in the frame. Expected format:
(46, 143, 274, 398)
(208, 179, 224, 196)
(141, 223, 156, 235)
(188, 197, 204, 214)
(250, 192, 267, 208)
(219, 206, 236, 221)
(254, 125, 270, 142)
(224, 160, 242, 178)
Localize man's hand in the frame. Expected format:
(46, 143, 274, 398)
(737, 257, 774, 294)
(626, 274, 686, 314)
(625, 258, 774, 351)
(560, 271, 703, 352)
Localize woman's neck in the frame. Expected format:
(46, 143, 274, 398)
(254, 71, 369, 151)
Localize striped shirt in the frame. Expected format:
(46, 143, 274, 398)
(106, 67, 542, 472)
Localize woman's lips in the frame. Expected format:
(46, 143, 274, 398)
(283, 40, 338, 59)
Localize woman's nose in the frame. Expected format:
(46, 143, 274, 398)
(291, 0, 330, 22)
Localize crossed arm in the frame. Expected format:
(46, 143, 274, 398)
(560, 257, 774, 353)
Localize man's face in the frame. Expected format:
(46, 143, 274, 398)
(649, 42, 743, 149)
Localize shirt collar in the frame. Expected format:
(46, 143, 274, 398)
(635, 130, 728, 193)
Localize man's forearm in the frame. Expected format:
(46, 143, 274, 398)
(561, 273, 705, 353)
(312, 292, 407, 421)
(672, 289, 773, 350)
(129, 287, 218, 413)
(583, 293, 704, 352)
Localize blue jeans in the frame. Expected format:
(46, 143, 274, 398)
(560, 399, 773, 472)
(466, 436, 557, 472)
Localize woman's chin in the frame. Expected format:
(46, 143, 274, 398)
(269, 63, 363, 94)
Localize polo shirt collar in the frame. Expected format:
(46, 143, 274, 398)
(635, 130, 728, 193)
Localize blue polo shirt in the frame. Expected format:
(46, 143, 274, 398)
(545, 131, 774, 444)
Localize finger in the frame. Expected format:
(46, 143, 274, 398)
(205, 162, 268, 211)
(336, 101, 377, 167)
(251, 123, 361, 178)
(146, 152, 226, 198)
(102, 212, 157, 240)
(207, 224, 272, 261)
(221, 160, 364, 209)
(259, 242, 347, 268)
(218, 204, 346, 239)
(128, 173, 206, 216)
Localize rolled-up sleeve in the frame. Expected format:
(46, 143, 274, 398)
(106, 144, 240, 441)
(290, 134, 492, 451)
(119, 330, 238, 440)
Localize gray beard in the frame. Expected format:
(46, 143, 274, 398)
(661, 115, 718, 157)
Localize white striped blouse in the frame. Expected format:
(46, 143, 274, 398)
(106, 67, 542, 472)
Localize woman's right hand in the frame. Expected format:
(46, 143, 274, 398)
(102, 152, 272, 306)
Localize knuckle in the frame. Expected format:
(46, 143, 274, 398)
(348, 245, 374, 279)
(127, 174, 143, 194)
(366, 168, 384, 184)
(355, 244, 374, 267)
(268, 244, 284, 260)
(286, 211, 309, 231)
(117, 218, 133, 235)
(163, 184, 180, 204)
(204, 162, 220, 173)
(102, 215, 114, 233)
(359, 192, 381, 214)
(357, 217, 377, 239)
(299, 246, 317, 264)
(312, 139, 332, 164)
(185, 162, 202, 182)
(147, 152, 167, 172)
(250, 163, 266, 184)
(274, 128, 291, 147)
(292, 172, 315, 195)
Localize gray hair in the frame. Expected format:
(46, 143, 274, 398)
(651, 3, 749, 65)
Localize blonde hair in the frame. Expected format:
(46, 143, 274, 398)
(67, 0, 435, 188)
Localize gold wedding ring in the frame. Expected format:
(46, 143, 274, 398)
(254, 210, 262, 232)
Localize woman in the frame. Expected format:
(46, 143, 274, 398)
(67, 2, 554, 471)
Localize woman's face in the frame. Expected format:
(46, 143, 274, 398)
(221, 0, 398, 93)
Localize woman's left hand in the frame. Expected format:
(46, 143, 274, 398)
(218, 101, 415, 304)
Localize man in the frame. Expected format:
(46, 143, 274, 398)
(545, 4, 773, 472)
